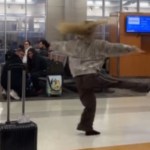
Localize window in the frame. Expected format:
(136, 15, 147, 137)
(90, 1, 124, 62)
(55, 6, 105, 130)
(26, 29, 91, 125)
(0, 0, 46, 58)
(0, 0, 4, 15)
(87, 0, 103, 19)
(105, 0, 120, 17)
(139, 0, 150, 12)
(122, 0, 138, 12)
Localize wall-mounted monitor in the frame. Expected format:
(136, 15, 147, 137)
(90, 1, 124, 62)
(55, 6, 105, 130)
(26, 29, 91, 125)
(126, 15, 150, 33)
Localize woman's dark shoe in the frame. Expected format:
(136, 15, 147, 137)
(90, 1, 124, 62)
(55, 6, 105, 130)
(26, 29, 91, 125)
(85, 130, 100, 136)
(77, 124, 100, 136)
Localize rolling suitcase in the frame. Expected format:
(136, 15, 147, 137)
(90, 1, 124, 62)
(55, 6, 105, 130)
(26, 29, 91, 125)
(0, 64, 37, 150)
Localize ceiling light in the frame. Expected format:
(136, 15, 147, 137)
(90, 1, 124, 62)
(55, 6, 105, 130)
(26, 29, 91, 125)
(140, 2, 149, 7)
(95, 1, 102, 6)
(87, 0, 94, 6)
(129, 3, 136, 7)
(123, 0, 127, 4)
(105, 1, 110, 6)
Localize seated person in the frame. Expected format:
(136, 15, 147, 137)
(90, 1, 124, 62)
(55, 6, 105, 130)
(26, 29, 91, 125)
(38, 39, 50, 57)
(1, 48, 25, 100)
(27, 48, 47, 95)
(22, 40, 32, 64)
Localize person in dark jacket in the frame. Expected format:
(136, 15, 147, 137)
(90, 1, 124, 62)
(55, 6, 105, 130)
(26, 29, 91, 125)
(27, 48, 47, 94)
(1, 48, 25, 100)
(38, 39, 50, 57)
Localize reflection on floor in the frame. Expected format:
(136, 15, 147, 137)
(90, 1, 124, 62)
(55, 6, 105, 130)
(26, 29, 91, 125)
(0, 96, 150, 150)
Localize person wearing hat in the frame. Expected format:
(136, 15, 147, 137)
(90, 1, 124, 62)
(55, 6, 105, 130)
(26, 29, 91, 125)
(50, 20, 149, 136)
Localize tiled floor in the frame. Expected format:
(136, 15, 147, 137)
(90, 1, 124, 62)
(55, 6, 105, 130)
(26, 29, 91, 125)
(0, 95, 150, 150)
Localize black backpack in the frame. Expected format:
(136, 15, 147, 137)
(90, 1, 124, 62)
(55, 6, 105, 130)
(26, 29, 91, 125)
(5, 50, 15, 61)
(47, 60, 64, 75)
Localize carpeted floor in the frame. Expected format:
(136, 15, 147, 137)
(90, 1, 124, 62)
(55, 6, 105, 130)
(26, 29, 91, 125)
(78, 143, 150, 150)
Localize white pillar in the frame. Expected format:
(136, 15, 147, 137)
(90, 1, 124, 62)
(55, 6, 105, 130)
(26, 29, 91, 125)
(46, 0, 65, 41)
(64, 0, 87, 22)
(46, 0, 87, 41)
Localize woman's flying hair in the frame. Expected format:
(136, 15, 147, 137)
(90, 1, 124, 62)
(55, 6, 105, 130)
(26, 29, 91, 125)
(57, 19, 108, 36)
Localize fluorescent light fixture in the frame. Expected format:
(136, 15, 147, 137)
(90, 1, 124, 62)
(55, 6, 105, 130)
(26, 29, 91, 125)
(105, 1, 110, 6)
(123, 0, 127, 4)
(87, 0, 94, 6)
(27, 0, 32, 3)
(95, 1, 102, 6)
(129, 3, 136, 7)
(140, 2, 149, 7)
(15, 0, 25, 3)
(27, 0, 34, 4)
(6, 0, 12, 2)
(6, 0, 33, 4)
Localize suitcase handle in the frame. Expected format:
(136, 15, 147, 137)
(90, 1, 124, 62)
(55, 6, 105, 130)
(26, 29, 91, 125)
(6, 63, 26, 123)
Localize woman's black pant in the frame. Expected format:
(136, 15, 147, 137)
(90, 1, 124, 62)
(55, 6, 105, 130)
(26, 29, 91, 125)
(74, 73, 149, 131)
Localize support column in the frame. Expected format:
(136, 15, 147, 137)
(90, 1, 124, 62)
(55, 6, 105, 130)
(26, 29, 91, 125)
(46, 0, 87, 41)
(64, 0, 87, 22)
(46, 0, 65, 41)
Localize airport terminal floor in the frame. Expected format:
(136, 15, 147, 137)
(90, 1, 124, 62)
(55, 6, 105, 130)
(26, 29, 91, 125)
(0, 95, 150, 150)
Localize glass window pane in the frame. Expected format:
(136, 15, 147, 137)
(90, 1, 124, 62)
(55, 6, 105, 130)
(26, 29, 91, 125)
(0, 15, 5, 60)
(6, 32, 25, 50)
(105, 0, 120, 17)
(0, 17, 5, 31)
(27, 0, 46, 4)
(6, 16, 26, 32)
(87, 0, 103, 19)
(0, 32, 5, 63)
(26, 0, 46, 46)
(6, 16, 26, 50)
(122, 0, 137, 12)
(26, 17, 45, 32)
(27, 1, 46, 16)
(0, 32, 4, 49)
(0, 0, 4, 14)
(0, 0, 46, 55)
(26, 16, 45, 47)
(6, 0, 25, 15)
(0, 50, 5, 63)
(140, 0, 150, 12)
(34, 17, 45, 33)
(7, 0, 25, 4)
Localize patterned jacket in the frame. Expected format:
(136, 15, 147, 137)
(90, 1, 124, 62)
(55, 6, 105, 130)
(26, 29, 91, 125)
(51, 38, 137, 77)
